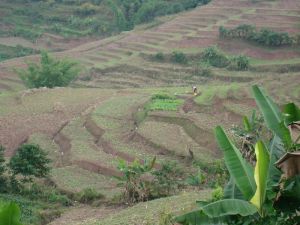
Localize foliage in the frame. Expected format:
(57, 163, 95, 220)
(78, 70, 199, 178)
(170, 51, 188, 64)
(230, 55, 250, 71)
(117, 158, 184, 204)
(211, 186, 224, 201)
(176, 85, 300, 225)
(117, 157, 156, 204)
(152, 161, 184, 197)
(153, 52, 165, 61)
(148, 94, 183, 111)
(231, 110, 265, 164)
(202, 46, 230, 68)
(18, 51, 80, 88)
(0, 44, 38, 62)
(219, 25, 296, 47)
(0, 202, 23, 225)
(9, 144, 51, 182)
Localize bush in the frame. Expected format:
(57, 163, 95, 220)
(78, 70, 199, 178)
(9, 144, 51, 182)
(153, 52, 165, 61)
(152, 161, 184, 197)
(230, 55, 250, 71)
(171, 51, 188, 64)
(219, 24, 295, 47)
(202, 46, 229, 68)
(18, 51, 80, 88)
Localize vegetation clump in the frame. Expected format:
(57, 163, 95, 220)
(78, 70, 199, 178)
(148, 93, 183, 111)
(219, 24, 299, 47)
(18, 51, 80, 88)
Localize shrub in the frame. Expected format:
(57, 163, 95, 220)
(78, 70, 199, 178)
(171, 51, 188, 64)
(152, 161, 184, 197)
(9, 144, 51, 182)
(153, 52, 165, 61)
(18, 51, 80, 88)
(202, 46, 229, 68)
(230, 55, 250, 71)
(219, 24, 295, 47)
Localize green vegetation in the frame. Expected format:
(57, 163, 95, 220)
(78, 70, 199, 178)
(0, 44, 38, 62)
(17, 51, 80, 88)
(0, 0, 211, 41)
(9, 144, 51, 182)
(177, 85, 300, 225)
(219, 24, 299, 47)
(0, 202, 23, 225)
(147, 93, 184, 111)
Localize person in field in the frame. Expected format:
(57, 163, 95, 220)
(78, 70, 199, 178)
(192, 86, 198, 96)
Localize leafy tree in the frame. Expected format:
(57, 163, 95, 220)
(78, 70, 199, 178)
(18, 51, 79, 88)
(9, 144, 51, 182)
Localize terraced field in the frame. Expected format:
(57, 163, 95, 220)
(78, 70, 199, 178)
(0, 0, 300, 224)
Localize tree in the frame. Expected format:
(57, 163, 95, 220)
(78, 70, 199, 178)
(18, 51, 80, 88)
(9, 144, 51, 182)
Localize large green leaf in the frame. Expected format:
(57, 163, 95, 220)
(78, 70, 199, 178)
(215, 126, 256, 200)
(250, 141, 270, 216)
(201, 199, 257, 218)
(283, 103, 300, 126)
(176, 210, 225, 225)
(0, 202, 23, 225)
(252, 85, 292, 148)
(224, 177, 244, 200)
(267, 135, 285, 187)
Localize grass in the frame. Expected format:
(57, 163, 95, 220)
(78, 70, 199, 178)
(148, 99, 184, 111)
(0, 194, 45, 225)
(82, 190, 211, 225)
(194, 83, 241, 106)
(51, 166, 121, 199)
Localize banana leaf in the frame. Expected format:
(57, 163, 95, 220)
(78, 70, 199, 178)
(250, 141, 270, 216)
(201, 199, 257, 218)
(252, 85, 292, 149)
(224, 177, 244, 200)
(215, 126, 256, 200)
(175, 210, 226, 225)
(0, 202, 23, 225)
(283, 103, 300, 126)
(267, 135, 285, 187)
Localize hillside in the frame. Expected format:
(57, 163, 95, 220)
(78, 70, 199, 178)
(0, 0, 300, 224)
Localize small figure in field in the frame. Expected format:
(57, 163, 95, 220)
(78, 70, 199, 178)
(192, 86, 198, 96)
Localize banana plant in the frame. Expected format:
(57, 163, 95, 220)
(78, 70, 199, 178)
(0, 202, 23, 225)
(176, 86, 299, 224)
